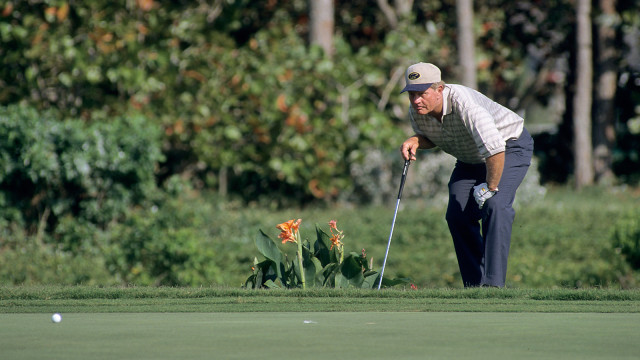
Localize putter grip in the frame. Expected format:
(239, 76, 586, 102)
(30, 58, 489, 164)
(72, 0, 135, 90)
(397, 159, 410, 199)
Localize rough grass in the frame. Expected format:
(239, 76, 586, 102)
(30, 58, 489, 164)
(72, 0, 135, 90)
(2, 286, 639, 313)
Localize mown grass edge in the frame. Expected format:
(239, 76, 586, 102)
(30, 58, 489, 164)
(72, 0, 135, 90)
(1, 286, 639, 313)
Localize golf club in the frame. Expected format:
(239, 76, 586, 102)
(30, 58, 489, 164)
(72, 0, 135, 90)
(377, 156, 411, 290)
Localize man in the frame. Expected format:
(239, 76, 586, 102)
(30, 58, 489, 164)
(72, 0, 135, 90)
(399, 62, 533, 288)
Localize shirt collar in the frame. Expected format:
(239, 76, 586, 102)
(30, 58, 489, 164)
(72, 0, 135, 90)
(441, 85, 452, 117)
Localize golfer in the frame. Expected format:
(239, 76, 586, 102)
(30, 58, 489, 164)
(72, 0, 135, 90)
(399, 62, 533, 288)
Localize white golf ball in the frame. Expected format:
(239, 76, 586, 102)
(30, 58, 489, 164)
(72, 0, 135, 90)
(51, 313, 62, 323)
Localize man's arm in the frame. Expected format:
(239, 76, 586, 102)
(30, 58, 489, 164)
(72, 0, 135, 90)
(401, 133, 436, 161)
(485, 152, 505, 191)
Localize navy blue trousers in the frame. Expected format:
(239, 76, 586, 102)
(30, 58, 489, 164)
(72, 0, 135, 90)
(445, 128, 533, 287)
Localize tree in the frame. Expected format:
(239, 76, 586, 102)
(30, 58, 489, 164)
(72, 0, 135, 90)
(456, 0, 477, 88)
(593, 0, 619, 184)
(376, 0, 413, 29)
(310, 0, 334, 57)
(573, 0, 594, 188)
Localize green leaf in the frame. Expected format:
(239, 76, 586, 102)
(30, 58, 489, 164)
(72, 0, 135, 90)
(311, 257, 324, 286)
(362, 272, 379, 289)
(380, 277, 411, 288)
(286, 259, 299, 287)
(243, 275, 256, 289)
(317, 226, 344, 266)
(255, 230, 284, 280)
(223, 126, 241, 140)
(336, 254, 365, 288)
(301, 244, 319, 287)
(255, 230, 282, 262)
(321, 263, 338, 287)
(313, 226, 332, 266)
(334, 273, 349, 288)
(264, 279, 281, 289)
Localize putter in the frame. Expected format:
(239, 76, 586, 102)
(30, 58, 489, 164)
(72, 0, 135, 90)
(377, 156, 411, 290)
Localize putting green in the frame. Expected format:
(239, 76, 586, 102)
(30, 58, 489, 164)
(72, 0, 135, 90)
(1, 312, 639, 359)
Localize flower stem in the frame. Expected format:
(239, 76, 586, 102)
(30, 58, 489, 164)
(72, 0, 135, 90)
(296, 233, 306, 289)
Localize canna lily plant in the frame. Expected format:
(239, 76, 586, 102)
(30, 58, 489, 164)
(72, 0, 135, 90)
(244, 219, 408, 289)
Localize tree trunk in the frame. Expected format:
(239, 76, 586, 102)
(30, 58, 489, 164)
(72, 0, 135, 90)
(593, 0, 618, 184)
(573, 0, 594, 188)
(456, 0, 477, 88)
(377, 0, 414, 29)
(395, 0, 413, 16)
(309, 0, 334, 58)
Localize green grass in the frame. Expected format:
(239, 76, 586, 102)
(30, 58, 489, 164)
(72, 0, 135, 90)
(0, 312, 640, 360)
(2, 286, 640, 313)
(2, 312, 639, 360)
(2, 286, 639, 359)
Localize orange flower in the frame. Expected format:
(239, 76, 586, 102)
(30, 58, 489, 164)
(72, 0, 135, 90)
(329, 233, 343, 250)
(328, 219, 344, 250)
(276, 219, 301, 244)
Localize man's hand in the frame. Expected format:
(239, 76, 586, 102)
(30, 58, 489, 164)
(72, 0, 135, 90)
(400, 137, 419, 161)
(473, 182, 498, 209)
(400, 134, 436, 161)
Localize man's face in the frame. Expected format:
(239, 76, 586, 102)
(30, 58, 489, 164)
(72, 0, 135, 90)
(408, 86, 442, 116)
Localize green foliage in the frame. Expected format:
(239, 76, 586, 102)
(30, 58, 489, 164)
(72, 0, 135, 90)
(0, 186, 248, 286)
(0, 105, 163, 238)
(103, 194, 225, 286)
(0, 226, 114, 285)
(2, 3, 640, 289)
(245, 223, 407, 289)
(3, 1, 640, 204)
(0, 2, 443, 204)
(506, 188, 640, 288)
(190, 17, 416, 204)
(2, 186, 640, 288)
(612, 210, 640, 270)
(238, 187, 640, 289)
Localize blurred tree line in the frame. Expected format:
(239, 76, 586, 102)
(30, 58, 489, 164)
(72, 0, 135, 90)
(1, 0, 640, 216)
(1, 0, 640, 286)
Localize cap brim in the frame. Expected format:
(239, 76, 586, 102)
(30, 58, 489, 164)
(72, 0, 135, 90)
(400, 83, 433, 93)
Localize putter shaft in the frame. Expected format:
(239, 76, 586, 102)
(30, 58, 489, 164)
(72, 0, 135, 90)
(377, 158, 410, 290)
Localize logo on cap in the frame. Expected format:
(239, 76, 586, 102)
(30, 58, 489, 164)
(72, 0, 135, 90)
(408, 72, 421, 81)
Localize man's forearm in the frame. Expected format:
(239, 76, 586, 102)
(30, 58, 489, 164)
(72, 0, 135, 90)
(401, 133, 436, 161)
(413, 133, 436, 150)
(485, 152, 505, 191)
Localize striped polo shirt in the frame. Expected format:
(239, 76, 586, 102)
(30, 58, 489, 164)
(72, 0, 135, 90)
(410, 84, 524, 164)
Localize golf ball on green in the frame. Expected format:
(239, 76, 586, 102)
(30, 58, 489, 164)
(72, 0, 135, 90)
(51, 313, 62, 323)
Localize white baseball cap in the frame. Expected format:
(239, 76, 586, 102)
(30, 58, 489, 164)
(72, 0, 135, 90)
(400, 62, 441, 93)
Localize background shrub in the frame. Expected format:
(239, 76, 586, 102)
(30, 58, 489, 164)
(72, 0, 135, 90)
(0, 226, 114, 285)
(0, 105, 163, 238)
(612, 209, 640, 271)
(2, 184, 639, 288)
